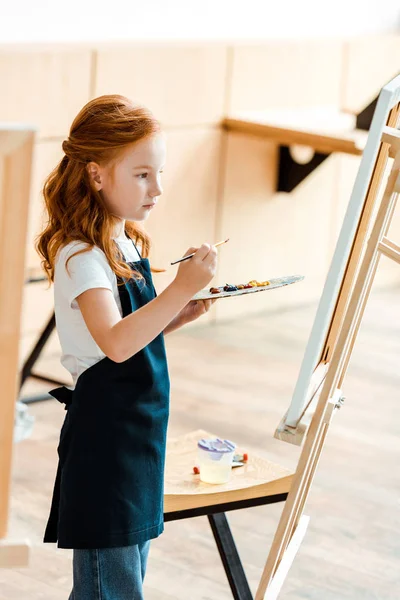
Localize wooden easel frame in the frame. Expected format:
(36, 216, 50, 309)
(255, 77, 400, 599)
(0, 124, 35, 568)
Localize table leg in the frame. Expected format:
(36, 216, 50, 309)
(208, 512, 253, 600)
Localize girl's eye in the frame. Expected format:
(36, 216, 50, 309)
(138, 173, 148, 179)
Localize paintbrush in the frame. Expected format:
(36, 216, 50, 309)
(170, 238, 229, 266)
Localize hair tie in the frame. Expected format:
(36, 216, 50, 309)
(62, 139, 86, 164)
(62, 139, 72, 157)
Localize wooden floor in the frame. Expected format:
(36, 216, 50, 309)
(1, 279, 400, 599)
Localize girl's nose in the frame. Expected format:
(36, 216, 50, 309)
(151, 182, 163, 197)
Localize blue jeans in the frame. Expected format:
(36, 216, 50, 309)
(68, 541, 151, 600)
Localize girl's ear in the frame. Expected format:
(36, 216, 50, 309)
(87, 162, 102, 191)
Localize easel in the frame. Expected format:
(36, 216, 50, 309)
(0, 124, 35, 567)
(255, 77, 400, 599)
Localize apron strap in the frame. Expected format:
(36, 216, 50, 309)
(49, 386, 73, 410)
(117, 235, 142, 262)
(131, 238, 142, 259)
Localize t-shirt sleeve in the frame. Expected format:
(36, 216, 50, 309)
(56, 242, 115, 310)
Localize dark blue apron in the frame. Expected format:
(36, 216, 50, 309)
(43, 239, 170, 549)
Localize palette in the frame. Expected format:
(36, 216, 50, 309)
(192, 274, 304, 301)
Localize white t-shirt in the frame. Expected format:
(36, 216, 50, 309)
(54, 236, 141, 390)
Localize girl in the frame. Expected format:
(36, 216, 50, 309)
(37, 94, 218, 600)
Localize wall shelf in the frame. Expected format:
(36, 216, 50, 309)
(223, 108, 369, 192)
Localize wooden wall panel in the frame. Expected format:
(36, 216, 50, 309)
(0, 48, 92, 138)
(26, 141, 63, 272)
(214, 132, 338, 322)
(229, 41, 344, 113)
(342, 35, 400, 114)
(6, 36, 399, 347)
(95, 44, 228, 127)
(145, 127, 222, 325)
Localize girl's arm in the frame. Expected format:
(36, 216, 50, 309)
(77, 244, 217, 363)
(163, 299, 217, 335)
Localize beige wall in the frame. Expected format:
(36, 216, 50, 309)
(228, 40, 344, 113)
(0, 36, 399, 356)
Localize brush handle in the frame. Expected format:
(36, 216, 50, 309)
(170, 239, 228, 266)
(170, 253, 196, 266)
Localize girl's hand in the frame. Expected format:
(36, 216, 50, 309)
(177, 298, 218, 325)
(173, 244, 218, 298)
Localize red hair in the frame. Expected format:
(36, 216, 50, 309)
(36, 94, 162, 285)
